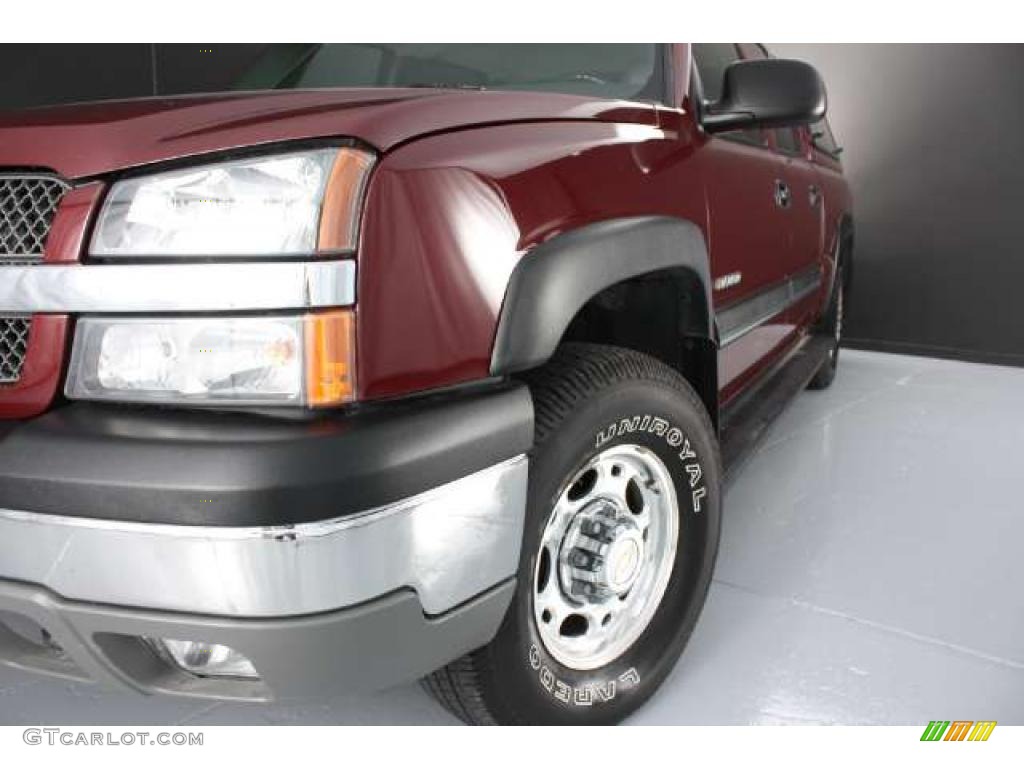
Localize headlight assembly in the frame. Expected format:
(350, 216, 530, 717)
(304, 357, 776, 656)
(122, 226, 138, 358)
(66, 311, 356, 407)
(65, 145, 370, 408)
(90, 147, 373, 258)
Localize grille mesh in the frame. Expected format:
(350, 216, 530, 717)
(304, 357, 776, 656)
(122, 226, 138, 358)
(1, 175, 68, 262)
(1, 174, 68, 384)
(0, 317, 31, 384)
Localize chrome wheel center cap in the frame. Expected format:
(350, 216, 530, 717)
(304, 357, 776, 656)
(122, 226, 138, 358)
(604, 530, 644, 593)
(559, 500, 645, 603)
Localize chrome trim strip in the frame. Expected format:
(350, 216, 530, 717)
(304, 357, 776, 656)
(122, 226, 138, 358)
(0, 260, 355, 314)
(0, 172, 71, 185)
(718, 266, 822, 347)
(0, 456, 527, 618)
(718, 281, 791, 347)
(790, 266, 822, 301)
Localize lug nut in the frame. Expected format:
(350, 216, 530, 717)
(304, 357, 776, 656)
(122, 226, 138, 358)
(574, 580, 611, 600)
(571, 549, 593, 568)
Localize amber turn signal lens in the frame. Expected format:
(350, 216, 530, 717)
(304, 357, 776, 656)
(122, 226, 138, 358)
(318, 148, 374, 252)
(304, 310, 356, 406)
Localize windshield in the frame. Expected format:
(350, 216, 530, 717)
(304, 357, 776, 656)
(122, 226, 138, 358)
(163, 44, 666, 103)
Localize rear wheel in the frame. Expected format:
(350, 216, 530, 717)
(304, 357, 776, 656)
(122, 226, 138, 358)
(807, 267, 845, 391)
(423, 343, 722, 725)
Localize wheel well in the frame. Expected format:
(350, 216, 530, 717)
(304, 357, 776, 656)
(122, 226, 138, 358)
(557, 268, 719, 429)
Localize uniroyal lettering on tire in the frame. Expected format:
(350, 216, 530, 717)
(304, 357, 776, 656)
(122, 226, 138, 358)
(595, 414, 708, 514)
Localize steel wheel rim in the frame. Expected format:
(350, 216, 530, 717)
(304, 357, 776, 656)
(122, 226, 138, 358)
(832, 281, 844, 360)
(836, 282, 844, 341)
(532, 444, 679, 670)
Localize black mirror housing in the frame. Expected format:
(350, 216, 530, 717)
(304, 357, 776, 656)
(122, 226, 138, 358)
(703, 59, 826, 134)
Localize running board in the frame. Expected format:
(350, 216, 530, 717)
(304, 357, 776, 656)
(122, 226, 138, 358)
(720, 335, 834, 480)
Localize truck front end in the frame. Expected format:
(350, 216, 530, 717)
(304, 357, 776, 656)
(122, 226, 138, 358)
(0, 134, 532, 701)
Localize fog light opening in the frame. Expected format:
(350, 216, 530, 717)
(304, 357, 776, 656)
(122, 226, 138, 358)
(146, 638, 259, 680)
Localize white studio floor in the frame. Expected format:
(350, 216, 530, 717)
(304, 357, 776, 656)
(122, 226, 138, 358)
(2, 349, 1022, 725)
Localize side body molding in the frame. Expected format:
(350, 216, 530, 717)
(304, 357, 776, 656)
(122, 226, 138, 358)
(490, 216, 715, 375)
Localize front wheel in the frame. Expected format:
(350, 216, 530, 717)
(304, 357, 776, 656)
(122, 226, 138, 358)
(423, 344, 722, 725)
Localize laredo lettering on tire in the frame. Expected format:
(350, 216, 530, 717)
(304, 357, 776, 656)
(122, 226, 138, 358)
(423, 343, 722, 725)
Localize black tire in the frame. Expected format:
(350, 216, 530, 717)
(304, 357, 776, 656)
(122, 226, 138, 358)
(807, 265, 846, 391)
(423, 343, 722, 725)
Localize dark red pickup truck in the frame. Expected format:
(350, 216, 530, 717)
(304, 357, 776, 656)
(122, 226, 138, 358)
(0, 44, 852, 725)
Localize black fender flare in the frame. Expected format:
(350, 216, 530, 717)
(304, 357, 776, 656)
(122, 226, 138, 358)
(490, 216, 715, 375)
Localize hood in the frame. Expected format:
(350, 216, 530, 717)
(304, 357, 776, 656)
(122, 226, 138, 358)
(0, 88, 660, 180)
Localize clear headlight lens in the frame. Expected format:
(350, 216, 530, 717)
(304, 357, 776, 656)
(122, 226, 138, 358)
(90, 148, 373, 257)
(66, 311, 355, 407)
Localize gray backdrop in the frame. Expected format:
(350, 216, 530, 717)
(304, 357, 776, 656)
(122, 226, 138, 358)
(1, 44, 1021, 365)
(774, 44, 1024, 365)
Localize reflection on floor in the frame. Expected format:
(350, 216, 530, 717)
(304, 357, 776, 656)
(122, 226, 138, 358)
(2, 350, 1023, 725)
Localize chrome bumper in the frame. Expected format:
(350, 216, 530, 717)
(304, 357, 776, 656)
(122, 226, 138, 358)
(0, 456, 528, 618)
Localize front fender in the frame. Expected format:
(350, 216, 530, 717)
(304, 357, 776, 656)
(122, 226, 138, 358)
(490, 216, 715, 374)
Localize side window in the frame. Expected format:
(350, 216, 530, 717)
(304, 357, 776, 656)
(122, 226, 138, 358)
(692, 43, 767, 148)
(774, 127, 802, 155)
(736, 43, 768, 60)
(811, 118, 840, 156)
(737, 44, 803, 156)
(691, 43, 739, 104)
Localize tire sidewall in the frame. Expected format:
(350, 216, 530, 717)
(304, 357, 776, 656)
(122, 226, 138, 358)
(486, 376, 721, 724)
(811, 271, 844, 387)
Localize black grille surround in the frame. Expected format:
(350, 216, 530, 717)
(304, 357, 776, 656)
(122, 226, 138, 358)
(0, 173, 70, 385)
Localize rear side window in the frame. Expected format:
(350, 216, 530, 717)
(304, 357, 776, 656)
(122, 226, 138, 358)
(775, 127, 802, 154)
(811, 118, 841, 156)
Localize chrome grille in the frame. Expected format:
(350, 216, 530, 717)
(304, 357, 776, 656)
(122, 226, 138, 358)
(1, 174, 69, 263)
(1, 173, 69, 384)
(0, 316, 31, 384)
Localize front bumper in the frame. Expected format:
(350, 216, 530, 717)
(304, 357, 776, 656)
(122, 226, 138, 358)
(0, 577, 515, 701)
(0, 384, 532, 699)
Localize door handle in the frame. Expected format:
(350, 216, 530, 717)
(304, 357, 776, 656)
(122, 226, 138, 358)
(774, 179, 791, 209)
(808, 184, 821, 207)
